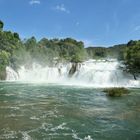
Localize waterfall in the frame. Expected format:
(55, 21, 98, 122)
(6, 59, 140, 87)
(6, 67, 19, 81)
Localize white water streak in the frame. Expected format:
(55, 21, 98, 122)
(6, 59, 140, 87)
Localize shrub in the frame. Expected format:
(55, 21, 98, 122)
(103, 87, 129, 97)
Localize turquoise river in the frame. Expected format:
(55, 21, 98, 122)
(0, 82, 140, 140)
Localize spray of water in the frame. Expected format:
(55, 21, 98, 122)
(6, 59, 140, 87)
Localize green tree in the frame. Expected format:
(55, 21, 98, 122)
(0, 20, 4, 31)
(0, 50, 10, 68)
(124, 40, 140, 80)
(13, 32, 20, 40)
(0, 50, 10, 80)
(24, 36, 37, 51)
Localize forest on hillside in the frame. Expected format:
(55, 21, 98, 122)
(0, 20, 140, 80)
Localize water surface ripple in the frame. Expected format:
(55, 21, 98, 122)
(0, 82, 140, 140)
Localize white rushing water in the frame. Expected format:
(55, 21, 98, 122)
(6, 59, 140, 87)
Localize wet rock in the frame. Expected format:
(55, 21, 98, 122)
(69, 63, 78, 77)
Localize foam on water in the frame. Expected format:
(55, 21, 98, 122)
(21, 132, 32, 140)
(0, 128, 17, 139)
(72, 130, 93, 140)
(6, 59, 140, 87)
(0, 82, 139, 139)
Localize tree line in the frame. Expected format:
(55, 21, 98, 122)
(0, 20, 140, 80)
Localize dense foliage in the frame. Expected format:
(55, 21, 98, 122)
(86, 44, 126, 60)
(0, 20, 140, 80)
(124, 40, 140, 79)
(0, 21, 4, 31)
(0, 21, 23, 79)
(0, 21, 87, 79)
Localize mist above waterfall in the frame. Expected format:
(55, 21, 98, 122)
(6, 59, 140, 87)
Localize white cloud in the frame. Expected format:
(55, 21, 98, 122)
(54, 4, 70, 14)
(134, 25, 140, 31)
(76, 22, 80, 26)
(29, 0, 41, 5)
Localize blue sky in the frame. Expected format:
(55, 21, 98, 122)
(0, 0, 140, 47)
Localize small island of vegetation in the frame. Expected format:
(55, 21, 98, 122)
(103, 87, 129, 97)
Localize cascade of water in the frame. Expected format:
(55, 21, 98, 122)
(6, 59, 140, 87)
(6, 67, 19, 81)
